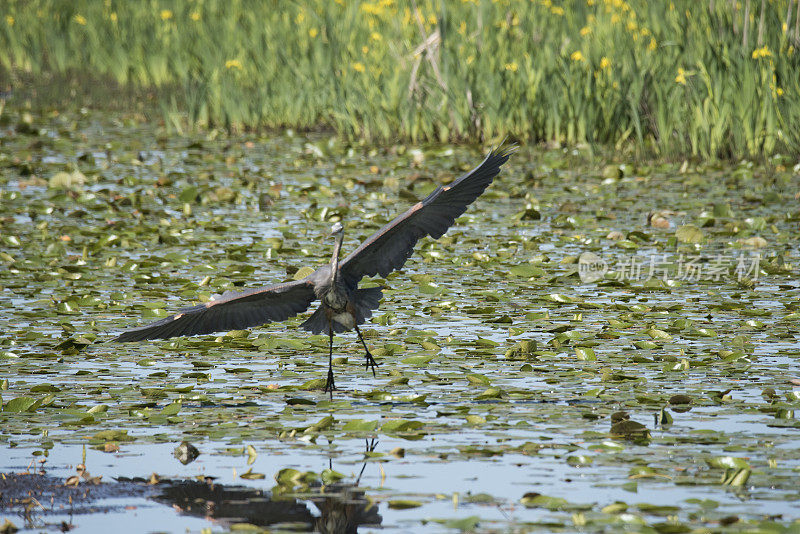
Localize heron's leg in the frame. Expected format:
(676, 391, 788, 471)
(355, 438, 379, 485)
(354, 323, 378, 377)
(323, 326, 336, 397)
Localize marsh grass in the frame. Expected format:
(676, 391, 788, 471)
(1, 0, 799, 157)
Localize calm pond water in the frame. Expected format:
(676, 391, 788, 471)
(1, 110, 799, 532)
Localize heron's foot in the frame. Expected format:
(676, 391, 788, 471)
(364, 351, 379, 377)
(323, 367, 336, 397)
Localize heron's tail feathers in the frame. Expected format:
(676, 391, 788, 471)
(299, 287, 383, 335)
(300, 307, 345, 334)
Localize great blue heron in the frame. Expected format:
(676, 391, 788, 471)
(114, 145, 515, 394)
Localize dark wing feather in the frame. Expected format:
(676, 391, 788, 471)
(339, 145, 515, 286)
(113, 279, 316, 342)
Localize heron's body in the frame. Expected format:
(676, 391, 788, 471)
(114, 146, 515, 394)
(314, 232, 355, 331)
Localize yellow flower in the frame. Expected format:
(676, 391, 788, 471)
(361, 3, 383, 15)
(570, 50, 585, 62)
(600, 57, 611, 69)
(110, 12, 117, 22)
(467, 55, 474, 65)
(551, 6, 565, 15)
(505, 61, 518, 72)
(190, 12, 200, 21)
(428, 13, 437, 24)
(6, 15, 14, 26)
(309, 28, 318, 38)
(580, 26, 592, 36)
(74, 14, 87, 25)
(160, 9, 173, 21)
(362, 45, 369, 54)
(587, 0, 595, 4)
(675, 67, 687, 85)
(751, 46, 771, 59)
(352, 62, 365, 72)
(225, 59, 242, 70)
(776, 87, 784, 96)
(648, 37, 657, 51)
(370, 31, 382, 41)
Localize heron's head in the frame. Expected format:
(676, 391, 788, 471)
(329, 221, 344, 236)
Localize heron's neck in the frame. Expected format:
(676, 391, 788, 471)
(329, 231, 344, 284)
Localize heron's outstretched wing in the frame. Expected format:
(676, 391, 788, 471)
(113, 279, 316, 342)
(339, 145, 515, 286)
